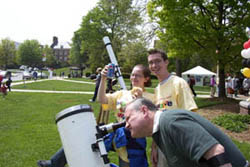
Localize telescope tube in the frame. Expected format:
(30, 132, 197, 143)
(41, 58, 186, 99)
(103, 36, 127, 90)
(56, 104, 109, 167)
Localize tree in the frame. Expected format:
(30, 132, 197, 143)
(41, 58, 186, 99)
(119, 40, 148, 72)
(43, 45, 56, 68)
(73, 0, 144, 72)
(148, 0, 250, 97)
(69, 30, 87, 71)
(17, 40, 43, 68)
(0, 38, 17, 69)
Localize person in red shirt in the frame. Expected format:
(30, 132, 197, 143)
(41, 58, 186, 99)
(1, 83, 7, 98)
(0, 75, 3, 87)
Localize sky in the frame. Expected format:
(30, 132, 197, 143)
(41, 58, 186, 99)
(0, 0, 99, 45)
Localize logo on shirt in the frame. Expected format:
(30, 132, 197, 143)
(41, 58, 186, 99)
(159, 100, 173, 109)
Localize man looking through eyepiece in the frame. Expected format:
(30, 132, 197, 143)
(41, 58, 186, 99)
(124, 98, 248, 167)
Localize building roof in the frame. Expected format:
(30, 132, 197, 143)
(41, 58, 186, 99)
(54, 42, 71, 49)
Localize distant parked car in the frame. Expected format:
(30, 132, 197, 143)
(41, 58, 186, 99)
(22, 71, 32, 80)
(0, 70, 11, 78)
(33, 67, 39, 71)
(19, 65, 28, 71)
(30, 71, 48, 79)
(37, 72, 48, 79)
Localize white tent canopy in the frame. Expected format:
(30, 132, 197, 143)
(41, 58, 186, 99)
(182, 66, 216, 76)
(182, 66, 217, 86)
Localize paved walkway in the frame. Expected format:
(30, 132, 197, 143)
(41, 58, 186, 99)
(12, 89, 93, 94)
(10, 77, 94, 94)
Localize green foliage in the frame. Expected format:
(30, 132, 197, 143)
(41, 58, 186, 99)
(212, 114, 250, 133)
(119, 40, 148, 72)
(147, 0, 250, 97)
(17, 40, 43, 67)
(69, 30, 87, 69)
(43, 45, 56, 68)
(0, 38, 17, 69)
(72, 0, 145, 72)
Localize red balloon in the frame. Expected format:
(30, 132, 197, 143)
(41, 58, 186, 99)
(244, 40, 250, 49)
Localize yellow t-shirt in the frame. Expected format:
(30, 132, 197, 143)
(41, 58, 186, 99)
(155, 75, 198, 111)
(106, 89, 155, 122)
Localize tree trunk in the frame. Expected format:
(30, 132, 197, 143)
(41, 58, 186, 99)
(218, 63, 226, 98)
(176, 58, 181, 77)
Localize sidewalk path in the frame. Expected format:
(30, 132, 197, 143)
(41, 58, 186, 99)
(55, 77, 95, 85)
(12, 89, 93, 94)
(11, 78, 50, 86)
(11, 77, 94, 94)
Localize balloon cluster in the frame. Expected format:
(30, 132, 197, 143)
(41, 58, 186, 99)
(241, 40, 250, 58)
(241, 27, 250, 78)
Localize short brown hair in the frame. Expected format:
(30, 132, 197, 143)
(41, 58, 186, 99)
(134, 64, 152, 87)
(148, 49, 168, 61)
(127, 98, 158, 112)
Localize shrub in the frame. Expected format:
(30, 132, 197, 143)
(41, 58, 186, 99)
(212, 114, 250, 133)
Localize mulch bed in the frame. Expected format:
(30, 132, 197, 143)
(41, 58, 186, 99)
(197, 102, 250, 143)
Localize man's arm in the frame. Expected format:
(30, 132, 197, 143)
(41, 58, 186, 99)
(203, 144, 232, 167)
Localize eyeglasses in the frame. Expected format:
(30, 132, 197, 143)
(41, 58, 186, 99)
(131, 74, 143, 78)
(148, 59, 163, 65)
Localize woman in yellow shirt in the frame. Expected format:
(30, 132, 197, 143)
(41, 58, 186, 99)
(97, 64, 154, 167)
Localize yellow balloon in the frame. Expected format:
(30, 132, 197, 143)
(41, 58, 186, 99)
(241, 68, 250, 78)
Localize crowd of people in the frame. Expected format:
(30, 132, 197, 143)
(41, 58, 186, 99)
(225, 73, 250, 98)
(36, 49, 248, 167)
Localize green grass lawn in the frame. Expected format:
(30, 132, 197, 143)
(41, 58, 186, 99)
(1, 80, 249, 167)
(194, 85, 211, 92)
(53, 67, 71, 76)
(68, 77, 94, 82)
(195, 97, 240, 109)
(0, 92, 101, 167)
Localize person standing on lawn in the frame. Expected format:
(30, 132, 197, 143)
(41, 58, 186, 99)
(6, 77, 12, 92)
(0, 74, 3, 87)
(89, 67, 102, 102)
(147, 49, 198, 167)
(210, 75, 216, 97)
(187, 74, 197, 97)
(1, 83, 8, 98)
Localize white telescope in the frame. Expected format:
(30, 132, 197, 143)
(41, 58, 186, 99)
(56, 104, 110, 167)
(103, 36, 127, 90)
